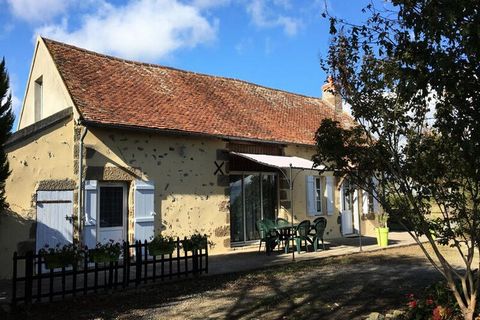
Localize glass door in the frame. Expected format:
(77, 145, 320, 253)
(244, 174, 261, 241)
(229, 173, 278, 244)
(341, 180, 354, 235)
(229, 175, 244, 243)
(262, 174, 278, 221)
(97, 184, 127, 243)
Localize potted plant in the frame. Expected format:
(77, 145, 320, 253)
(182, 233, 211, 252)
(89, 240, 122, 263)
(148, 235, 176, 256)
(40, 243, 84, 269)
(375, 213, 389, 247)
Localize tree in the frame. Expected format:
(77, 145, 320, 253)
(0, 58, 15, 211)
(315, 1, 480, 319)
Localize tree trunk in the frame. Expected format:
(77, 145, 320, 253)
(463, 310, 474, 320)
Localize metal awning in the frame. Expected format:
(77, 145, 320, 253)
(230, 152, 325, 171)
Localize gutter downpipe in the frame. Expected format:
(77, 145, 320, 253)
(290, 164, 295, 262)
(77, 125, 88, 244)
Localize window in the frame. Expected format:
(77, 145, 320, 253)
(307, 175, 322, 216)
(34, 76, 43, 122)
(99, 186, 124, 227)
(315, 177, 322, 213)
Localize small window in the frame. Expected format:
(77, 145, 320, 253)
(307, 175, 323, 216)
(99, 186, 124, 227)
(34, 76, 43, 122)
(315, 177, 322, 212)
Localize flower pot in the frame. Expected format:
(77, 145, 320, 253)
(183, 239, 207, 252)
(148, 243, 175, 256)
(378, 227, 389, 247)
(44, 252, 78, 269)
(89, 249, 120, 263)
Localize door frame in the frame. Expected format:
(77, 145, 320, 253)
(229, 171, 280, 246)
(341, 180, 360, 236)
(96, 182, 128, 244)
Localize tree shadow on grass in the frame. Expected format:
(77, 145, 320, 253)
(8, 252, 442, 320)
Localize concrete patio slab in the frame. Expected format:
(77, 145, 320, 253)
(208, 231, 422, 275)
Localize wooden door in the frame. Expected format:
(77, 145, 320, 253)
(35, 190, 74, 253)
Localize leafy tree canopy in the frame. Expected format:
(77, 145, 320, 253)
(314, 1, 480, 319)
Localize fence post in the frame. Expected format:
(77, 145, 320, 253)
(135, 241, 142, 286)
(24, 251, 34, 304)
(122, 242, 128, 288)
(205, 239, 209, 274)
(192, 249, 198, 276)
(143, 240, 148, 284)
(11, 252, 17, 308)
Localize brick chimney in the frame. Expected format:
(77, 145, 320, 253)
(322, 76, 342, 113)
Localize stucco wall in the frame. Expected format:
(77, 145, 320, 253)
(83, 128, 231, 252)
(1, 118, 75, 279)
(18, 39, 75, 129)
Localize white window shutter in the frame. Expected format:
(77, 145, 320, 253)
(134, 180, 155, 242)
(84, 180, 98, 249)
(325, 176, 334, 215)
(362, 190, 369, 214)
(306, 175, 316, 216)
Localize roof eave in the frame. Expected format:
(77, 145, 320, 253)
(79, 119, 316, 147)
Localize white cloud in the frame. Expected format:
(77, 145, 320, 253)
(246, 0, 300, 36)
(7, 0, 71, 23)
(36, 0, 219, 61)
(11, 94, 21, 120)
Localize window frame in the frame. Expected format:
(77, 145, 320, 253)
(314, 177, 322, 214)
(96, 182, 128, 238)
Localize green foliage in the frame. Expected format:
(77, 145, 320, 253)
(405, 282, 460, 320)
(376, 213, 389, 229)
(89, 240, 122, 263)
(39, 243, 84, 269)
(0, 58, 14, 211)
(148, 235, 176, 256)
(316, 1, 480, 318)
(182, 233, 212, 252)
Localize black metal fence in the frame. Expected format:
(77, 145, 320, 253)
(12, 238, 208, 306)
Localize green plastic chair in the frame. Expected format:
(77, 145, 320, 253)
(285, 220, 312, 254)
(310, 217, 327, 251)
(256, 220, 279, 254)
(276, 217, 290, 227)
(264, 219, 277, 232)
(275, 218, 291, 248)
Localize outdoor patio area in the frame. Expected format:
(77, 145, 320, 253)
(208, 231, 422, 275)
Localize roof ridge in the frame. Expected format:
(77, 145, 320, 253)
(41, 37, 328, 103)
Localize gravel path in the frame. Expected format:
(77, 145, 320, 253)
(6, 244, 465, 320)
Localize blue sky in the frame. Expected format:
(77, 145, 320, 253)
(0, 0, 379, 131)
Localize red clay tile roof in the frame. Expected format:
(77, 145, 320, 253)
(43, 37, 354, 145)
